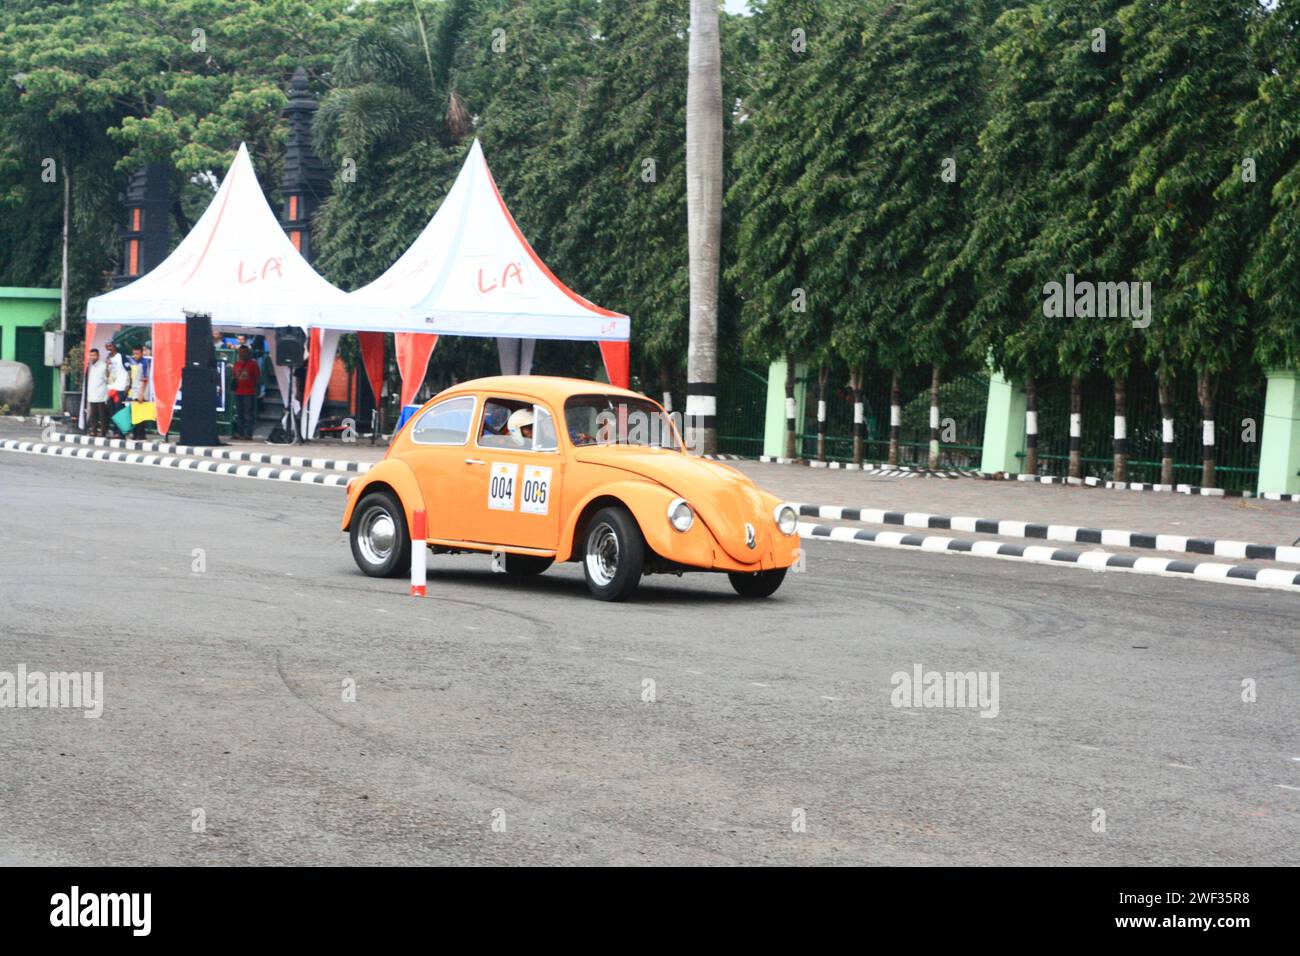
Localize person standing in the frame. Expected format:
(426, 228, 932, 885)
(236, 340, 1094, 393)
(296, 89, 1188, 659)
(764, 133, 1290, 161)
(232, 345, 260, 440)
(105, 341, 130, 428)
(128, 344, 150, 439)
(83, 348, 107, 437)
(84, 348, 108, 437)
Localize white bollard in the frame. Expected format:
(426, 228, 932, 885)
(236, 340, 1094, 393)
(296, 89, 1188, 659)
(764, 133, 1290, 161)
(410, 509, 427, 598)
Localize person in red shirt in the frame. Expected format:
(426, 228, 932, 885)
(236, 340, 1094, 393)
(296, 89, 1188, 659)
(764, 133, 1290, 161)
(232, 346, 260, 439)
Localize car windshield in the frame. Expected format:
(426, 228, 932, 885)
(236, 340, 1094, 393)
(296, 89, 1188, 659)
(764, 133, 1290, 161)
(564, 394, 682, 451)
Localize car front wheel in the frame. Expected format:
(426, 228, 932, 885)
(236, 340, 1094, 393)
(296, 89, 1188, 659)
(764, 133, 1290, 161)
(350, 490, 412, 578)
(582, 506, 644, 601)
(728, 568, 787, 598)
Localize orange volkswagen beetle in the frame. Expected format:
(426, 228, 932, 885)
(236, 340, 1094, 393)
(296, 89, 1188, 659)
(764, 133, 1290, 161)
(341, 376, 800, 600)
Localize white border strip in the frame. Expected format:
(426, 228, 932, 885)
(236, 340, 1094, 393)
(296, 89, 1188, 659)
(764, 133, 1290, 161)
(790, 503, 1300, 565)
(0, 440, 349, 487)
(48, 431, 370, 473)
(797, 522, 1300, 594)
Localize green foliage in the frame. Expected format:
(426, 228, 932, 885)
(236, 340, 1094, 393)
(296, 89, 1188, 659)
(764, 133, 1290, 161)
(963, 3, 1090, 383)
(0, 0, 374, 329)
(1103, 0, 1263, 381)
(1238, 0, 1300, 371)
(733, 0, 990, 385)
(852, 0, 985, 375)
(727, 0, 830, 367)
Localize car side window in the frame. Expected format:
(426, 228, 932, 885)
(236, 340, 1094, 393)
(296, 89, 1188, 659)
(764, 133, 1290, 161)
(411, 396, 476, 445)
(532, 405, 558, 452)
(475, 397, 559, 452)
(478, 399, 519, 449)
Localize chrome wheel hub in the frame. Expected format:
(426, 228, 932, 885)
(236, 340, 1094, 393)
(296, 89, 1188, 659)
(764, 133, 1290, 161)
(586, 522, 619, 587)
(359, 508, 396, 565)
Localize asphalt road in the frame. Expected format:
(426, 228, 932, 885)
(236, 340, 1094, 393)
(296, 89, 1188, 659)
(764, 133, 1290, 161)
(1, 450, 1297, 865)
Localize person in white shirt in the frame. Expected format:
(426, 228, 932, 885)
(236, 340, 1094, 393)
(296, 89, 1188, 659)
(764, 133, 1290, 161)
(85, 348, 108, 436)
(105, 341, 130, 425)
(128, 344, 151, 438)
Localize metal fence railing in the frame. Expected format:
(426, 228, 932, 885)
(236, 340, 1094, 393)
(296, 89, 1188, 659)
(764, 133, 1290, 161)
(710, 362, 1262, 489)
(798, 370, 988, 469)
(1025, 372, 1262, 491)
(717, 365, 770, 457)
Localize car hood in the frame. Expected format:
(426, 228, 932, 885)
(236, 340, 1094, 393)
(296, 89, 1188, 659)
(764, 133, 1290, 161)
(574, 448, 773, 562)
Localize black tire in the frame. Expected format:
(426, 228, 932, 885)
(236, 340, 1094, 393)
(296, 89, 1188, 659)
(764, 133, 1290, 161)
(350, 490, 412, 578)
(503, 554, 553, 576)
(728, 567, 787, 598)
(581, 506, 644, 601)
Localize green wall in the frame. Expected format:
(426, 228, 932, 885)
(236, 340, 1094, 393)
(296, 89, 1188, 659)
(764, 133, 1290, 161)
(0, 287, 60, 410)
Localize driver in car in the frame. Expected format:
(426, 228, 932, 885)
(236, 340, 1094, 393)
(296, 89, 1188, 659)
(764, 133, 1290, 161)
(507, 407, 534, 447)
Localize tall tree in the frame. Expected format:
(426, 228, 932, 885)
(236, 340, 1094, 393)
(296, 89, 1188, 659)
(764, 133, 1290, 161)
(1105, 0, 1263, 487)
(817, 0, 985, 469)
(1238, 0, 1300, 374)
(964, 3, 1082, 475)
(686, 0, 723, 454)
(313, 7, 471, 289)
(729, 0, 835, 460)
(1030, 0, 1128, 479)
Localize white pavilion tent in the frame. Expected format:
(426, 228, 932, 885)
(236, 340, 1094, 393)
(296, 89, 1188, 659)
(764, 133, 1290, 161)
(303, 139, 631, 437)
(85, 142, 353, 434)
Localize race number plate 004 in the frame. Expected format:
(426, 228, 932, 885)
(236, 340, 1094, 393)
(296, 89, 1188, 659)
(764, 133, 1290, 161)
(488, 462, 518, 511)
(520, 465, 552, 516)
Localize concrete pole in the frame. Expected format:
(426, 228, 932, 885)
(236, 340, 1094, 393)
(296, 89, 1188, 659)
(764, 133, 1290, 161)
(979, 371, 1027, 474)
(1257, 369, 1300, 496)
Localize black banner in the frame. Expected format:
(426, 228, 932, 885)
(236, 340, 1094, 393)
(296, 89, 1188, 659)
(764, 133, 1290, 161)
(0, 867, 1285, 941)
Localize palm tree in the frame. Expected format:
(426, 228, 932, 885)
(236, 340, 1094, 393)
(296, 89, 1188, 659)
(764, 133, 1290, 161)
(314, 1, 472, 165)
(685, 0, 722, 455)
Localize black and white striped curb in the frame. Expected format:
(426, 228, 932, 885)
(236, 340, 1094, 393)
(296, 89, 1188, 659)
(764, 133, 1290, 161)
(808, 460, 966, 478)
(1099, 480, 1299, 500)
(2, 414, 54, 425)
(982, 472, 1232, 495)
(48, 431, 371, 473)
(0, 440, 351, 487)
(702, 453, 746, 461)
(798, 522, 1300, 593)
(761, 456, 965, 478)
(976, 470, 1296, 499)
(792, 503, 1300, 565)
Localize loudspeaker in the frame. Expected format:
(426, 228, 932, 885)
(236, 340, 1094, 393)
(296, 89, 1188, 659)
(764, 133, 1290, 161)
(178, 367, 221, 445)
(275, 327, 306, 368)
(185, 311, 216, 369)
(179, 312, 220, 446)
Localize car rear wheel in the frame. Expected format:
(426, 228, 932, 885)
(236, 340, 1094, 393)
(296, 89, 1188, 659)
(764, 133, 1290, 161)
(350, 490, 411, 578)
(503, 554, 553, 576)
(728, 568, 787, 598)
(582, 506, 644, 601)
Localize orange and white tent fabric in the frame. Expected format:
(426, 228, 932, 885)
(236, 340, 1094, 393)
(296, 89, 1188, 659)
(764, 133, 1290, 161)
(306, 139, 630, 437)
(86, 143, 351, 434)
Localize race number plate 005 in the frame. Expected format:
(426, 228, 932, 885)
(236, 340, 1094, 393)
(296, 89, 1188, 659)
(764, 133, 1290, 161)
(488, 462, 518, 511)
(520, 465, 552, 516)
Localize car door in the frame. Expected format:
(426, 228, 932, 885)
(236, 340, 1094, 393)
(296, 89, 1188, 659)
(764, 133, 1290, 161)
(460, 397, 564, 551)
(405, 394, 478, 541)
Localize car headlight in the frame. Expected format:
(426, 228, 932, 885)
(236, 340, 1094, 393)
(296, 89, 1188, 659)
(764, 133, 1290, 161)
(774, 503, 798, 536)
(667, 497, 694, 532)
